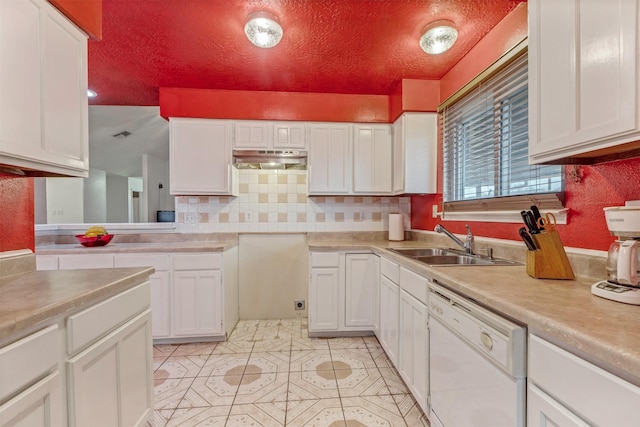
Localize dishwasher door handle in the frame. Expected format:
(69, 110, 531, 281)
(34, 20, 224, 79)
(481, 331, 494, 351)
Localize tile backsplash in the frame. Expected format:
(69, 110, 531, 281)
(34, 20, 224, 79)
(175, 169, 410, 233)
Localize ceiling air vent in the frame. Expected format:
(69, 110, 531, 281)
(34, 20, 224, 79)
(112, 130, 133, 139)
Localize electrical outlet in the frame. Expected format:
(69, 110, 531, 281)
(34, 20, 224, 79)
(294, 299, 305, 310)
(185, 212, 196, 224)
(359, 211, 365, 221)
(432, 205, 439, 218)
(246, 211, 254, 221)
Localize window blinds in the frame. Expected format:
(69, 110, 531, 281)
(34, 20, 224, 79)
(442, 53, 562, 203)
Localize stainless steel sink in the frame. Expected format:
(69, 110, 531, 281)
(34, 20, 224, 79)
(389, 248, 454, 257)
(412, 255, 495, 265)
(389, 247, 520, 266)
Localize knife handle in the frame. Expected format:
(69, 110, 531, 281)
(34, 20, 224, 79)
(520, 210, 540, 234)
(530, 206, 544, 231)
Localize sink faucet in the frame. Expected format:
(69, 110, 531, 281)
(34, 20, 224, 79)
(434, 224, 475, 255)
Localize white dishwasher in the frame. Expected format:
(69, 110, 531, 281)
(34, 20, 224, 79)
(428, 281, 526, 427)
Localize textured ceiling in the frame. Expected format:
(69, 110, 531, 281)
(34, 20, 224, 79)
(88, 0, 521, 106)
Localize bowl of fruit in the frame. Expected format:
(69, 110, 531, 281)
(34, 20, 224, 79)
(76, 226, 114, 247)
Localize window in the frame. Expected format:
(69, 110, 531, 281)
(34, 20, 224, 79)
(442, 53, 563, 210)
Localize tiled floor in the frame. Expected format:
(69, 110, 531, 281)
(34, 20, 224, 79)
(149, 318, 429, 426)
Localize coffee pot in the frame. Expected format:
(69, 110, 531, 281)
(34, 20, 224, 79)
(606, 240, 640, 286)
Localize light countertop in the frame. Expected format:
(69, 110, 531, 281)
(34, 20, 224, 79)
(36, 240, 237, 254)
(0, 267, 154, 344)
(309, 238, 640, 386)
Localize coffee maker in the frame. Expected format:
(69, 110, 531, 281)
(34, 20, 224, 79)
(591, 201, 640, 304)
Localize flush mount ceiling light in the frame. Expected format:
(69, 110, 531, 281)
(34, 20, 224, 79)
(420, 20, 458, 54)
(244, 11, 283, 48)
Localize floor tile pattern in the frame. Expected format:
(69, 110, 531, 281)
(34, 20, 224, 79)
(148, 318, 429, 426)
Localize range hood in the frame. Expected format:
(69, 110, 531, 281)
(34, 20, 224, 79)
(233, 150, 307, 170)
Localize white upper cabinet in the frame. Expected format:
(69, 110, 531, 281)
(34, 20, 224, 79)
(308, 122, 396, 195)
(529, 0, 640, 164)
(234, 120, 271, 149)
(0, 0, 89, 177)
(169, 118, 235, 195)
(308, 123, 352, 194)
(392, 113, 437, 194)
(233, 120, 307, 150)
(353, 124, 392, 193)
(273, 122, 307, 149)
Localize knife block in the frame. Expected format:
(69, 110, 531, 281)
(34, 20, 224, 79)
(526, 230, 575, 280)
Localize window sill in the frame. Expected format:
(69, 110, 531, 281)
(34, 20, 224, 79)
(439, 209, 568, 224)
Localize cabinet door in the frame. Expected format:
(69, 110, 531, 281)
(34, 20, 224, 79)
(169, 118, 232, 195)
(0, 0, 42, 166)
(0, 0, 88, 177)
(234, 121, 271, 149)
(344, 254, 375, 327)
(392, 113, 437, 194)
(68, 311, 153, 427)
(173, 270, 223, 336)
(273, 122, 307, 149)
(308, 123, 351, 194)
(149, 271, 171, 338)
(41, 1, 88, 175)
(399, 289, 428, 413)
(529, 0, 639, 163)
(309, 267, 340, 331)
(527, 383, 589, 427)
(353, 125, 392, 193)
(115, 254, 171, 339)
(0, 373, 63, 427)
(378, 275, 399, 365)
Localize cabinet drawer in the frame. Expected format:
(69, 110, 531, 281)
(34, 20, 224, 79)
(0, 325, 59, 402)
(380, 257, 399, 283)
(529, 334, 640, 426)
(116, 253, 170, 271)
(399, 267, 427, 304)
(58, 254, 115, 270)
(67, 282, 150, 354)
(310, 252, 340, 267)
(173, 253, 222, 270)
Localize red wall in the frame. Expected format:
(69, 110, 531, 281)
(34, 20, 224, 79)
(161, 88, 391, 123)
(412, 158, 640, 251)
(0, 175, 35, 252)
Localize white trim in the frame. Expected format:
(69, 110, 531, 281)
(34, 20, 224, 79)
(439, 209, 568, 224)
(35, 223, 177, 235)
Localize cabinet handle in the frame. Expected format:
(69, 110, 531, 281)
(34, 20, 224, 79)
(480, 331, 493, 351)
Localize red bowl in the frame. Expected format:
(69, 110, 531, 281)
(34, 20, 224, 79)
(75, 234, 114, 247)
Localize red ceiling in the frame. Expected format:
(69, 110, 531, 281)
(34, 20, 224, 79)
(88, 0, 521, 106)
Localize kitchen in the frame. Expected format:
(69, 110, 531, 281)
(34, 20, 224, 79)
(2, 0, 640, 426)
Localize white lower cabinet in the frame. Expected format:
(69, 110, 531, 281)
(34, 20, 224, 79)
(115, 254, 171, 338)
(528, 334, 640, 426)
(344, 253, 376, 327)
(377, 257, 400, 366)
(0, 278, 152, 427)
(527, 383, 589, 427)
(0, 373, 62, 427)
(67, 310, 153, 427)
(173, 270, 223, 336)
(308, 251, 377, 334)
(39, 251, 231, 342)
(309, 266, 340, 331)
(399, 288, 428, 413)
(0, 325, 62, 427)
